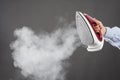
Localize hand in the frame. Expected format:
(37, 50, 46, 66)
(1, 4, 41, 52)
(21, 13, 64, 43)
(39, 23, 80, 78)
(93, 18, 106, 36)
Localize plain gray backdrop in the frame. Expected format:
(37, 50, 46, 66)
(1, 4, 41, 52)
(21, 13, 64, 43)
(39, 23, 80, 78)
(0, 0, 120, 80)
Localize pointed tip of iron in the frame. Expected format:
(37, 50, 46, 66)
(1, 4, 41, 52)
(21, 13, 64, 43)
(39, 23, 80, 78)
(76, 11, 79, 14)
(76, 11, 79, 16)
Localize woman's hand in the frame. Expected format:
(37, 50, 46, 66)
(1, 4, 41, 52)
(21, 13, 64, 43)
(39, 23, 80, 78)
(93, 18, 107, 36)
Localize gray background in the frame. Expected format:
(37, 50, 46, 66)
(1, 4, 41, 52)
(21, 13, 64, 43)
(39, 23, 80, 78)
(0, 0, 120, 80)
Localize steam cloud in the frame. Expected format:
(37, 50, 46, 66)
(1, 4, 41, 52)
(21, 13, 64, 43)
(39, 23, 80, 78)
(10, 22, 81, 80)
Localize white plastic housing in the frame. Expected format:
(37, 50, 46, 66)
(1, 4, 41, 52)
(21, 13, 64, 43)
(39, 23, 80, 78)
(76, 11, 104, 52)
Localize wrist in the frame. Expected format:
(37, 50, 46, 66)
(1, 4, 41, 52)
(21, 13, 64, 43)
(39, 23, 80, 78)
(103, 27, 107, 36)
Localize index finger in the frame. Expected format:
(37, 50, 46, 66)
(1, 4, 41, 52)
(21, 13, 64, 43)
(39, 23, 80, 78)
(93, 18, 101, 25)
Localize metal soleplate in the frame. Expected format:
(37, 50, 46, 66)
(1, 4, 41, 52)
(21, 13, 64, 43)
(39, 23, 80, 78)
(76, 11, 94, 46)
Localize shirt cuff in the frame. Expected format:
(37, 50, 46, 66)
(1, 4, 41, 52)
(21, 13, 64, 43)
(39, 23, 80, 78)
(104, 27, 113, 39)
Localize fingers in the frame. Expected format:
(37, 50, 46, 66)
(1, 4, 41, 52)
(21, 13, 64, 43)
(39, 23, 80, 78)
(93, 18, 101, 24)
(92, 18, 103, 33)
(94, 25, 100, 33)
(92, 18, 106, 36)
(93, 18, 103, 29)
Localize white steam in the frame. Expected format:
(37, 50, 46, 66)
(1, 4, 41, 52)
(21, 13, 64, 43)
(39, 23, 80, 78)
(10, 23, 81, 80)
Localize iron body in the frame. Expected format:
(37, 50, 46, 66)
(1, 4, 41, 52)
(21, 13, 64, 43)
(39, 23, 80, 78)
(76, 11, 104, 52)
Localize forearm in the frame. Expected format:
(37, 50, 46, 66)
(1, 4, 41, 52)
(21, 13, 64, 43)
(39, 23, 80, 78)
(104, 27, 120, 49)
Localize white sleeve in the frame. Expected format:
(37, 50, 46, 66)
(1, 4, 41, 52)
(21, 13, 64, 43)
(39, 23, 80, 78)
(104, 27, 120, 49)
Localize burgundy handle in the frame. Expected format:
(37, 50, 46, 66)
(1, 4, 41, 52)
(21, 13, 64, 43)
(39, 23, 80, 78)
(84, 13, 102, 41)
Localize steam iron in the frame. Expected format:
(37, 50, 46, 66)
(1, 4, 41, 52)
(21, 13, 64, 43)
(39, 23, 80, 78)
(76, 11, 104, 52)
